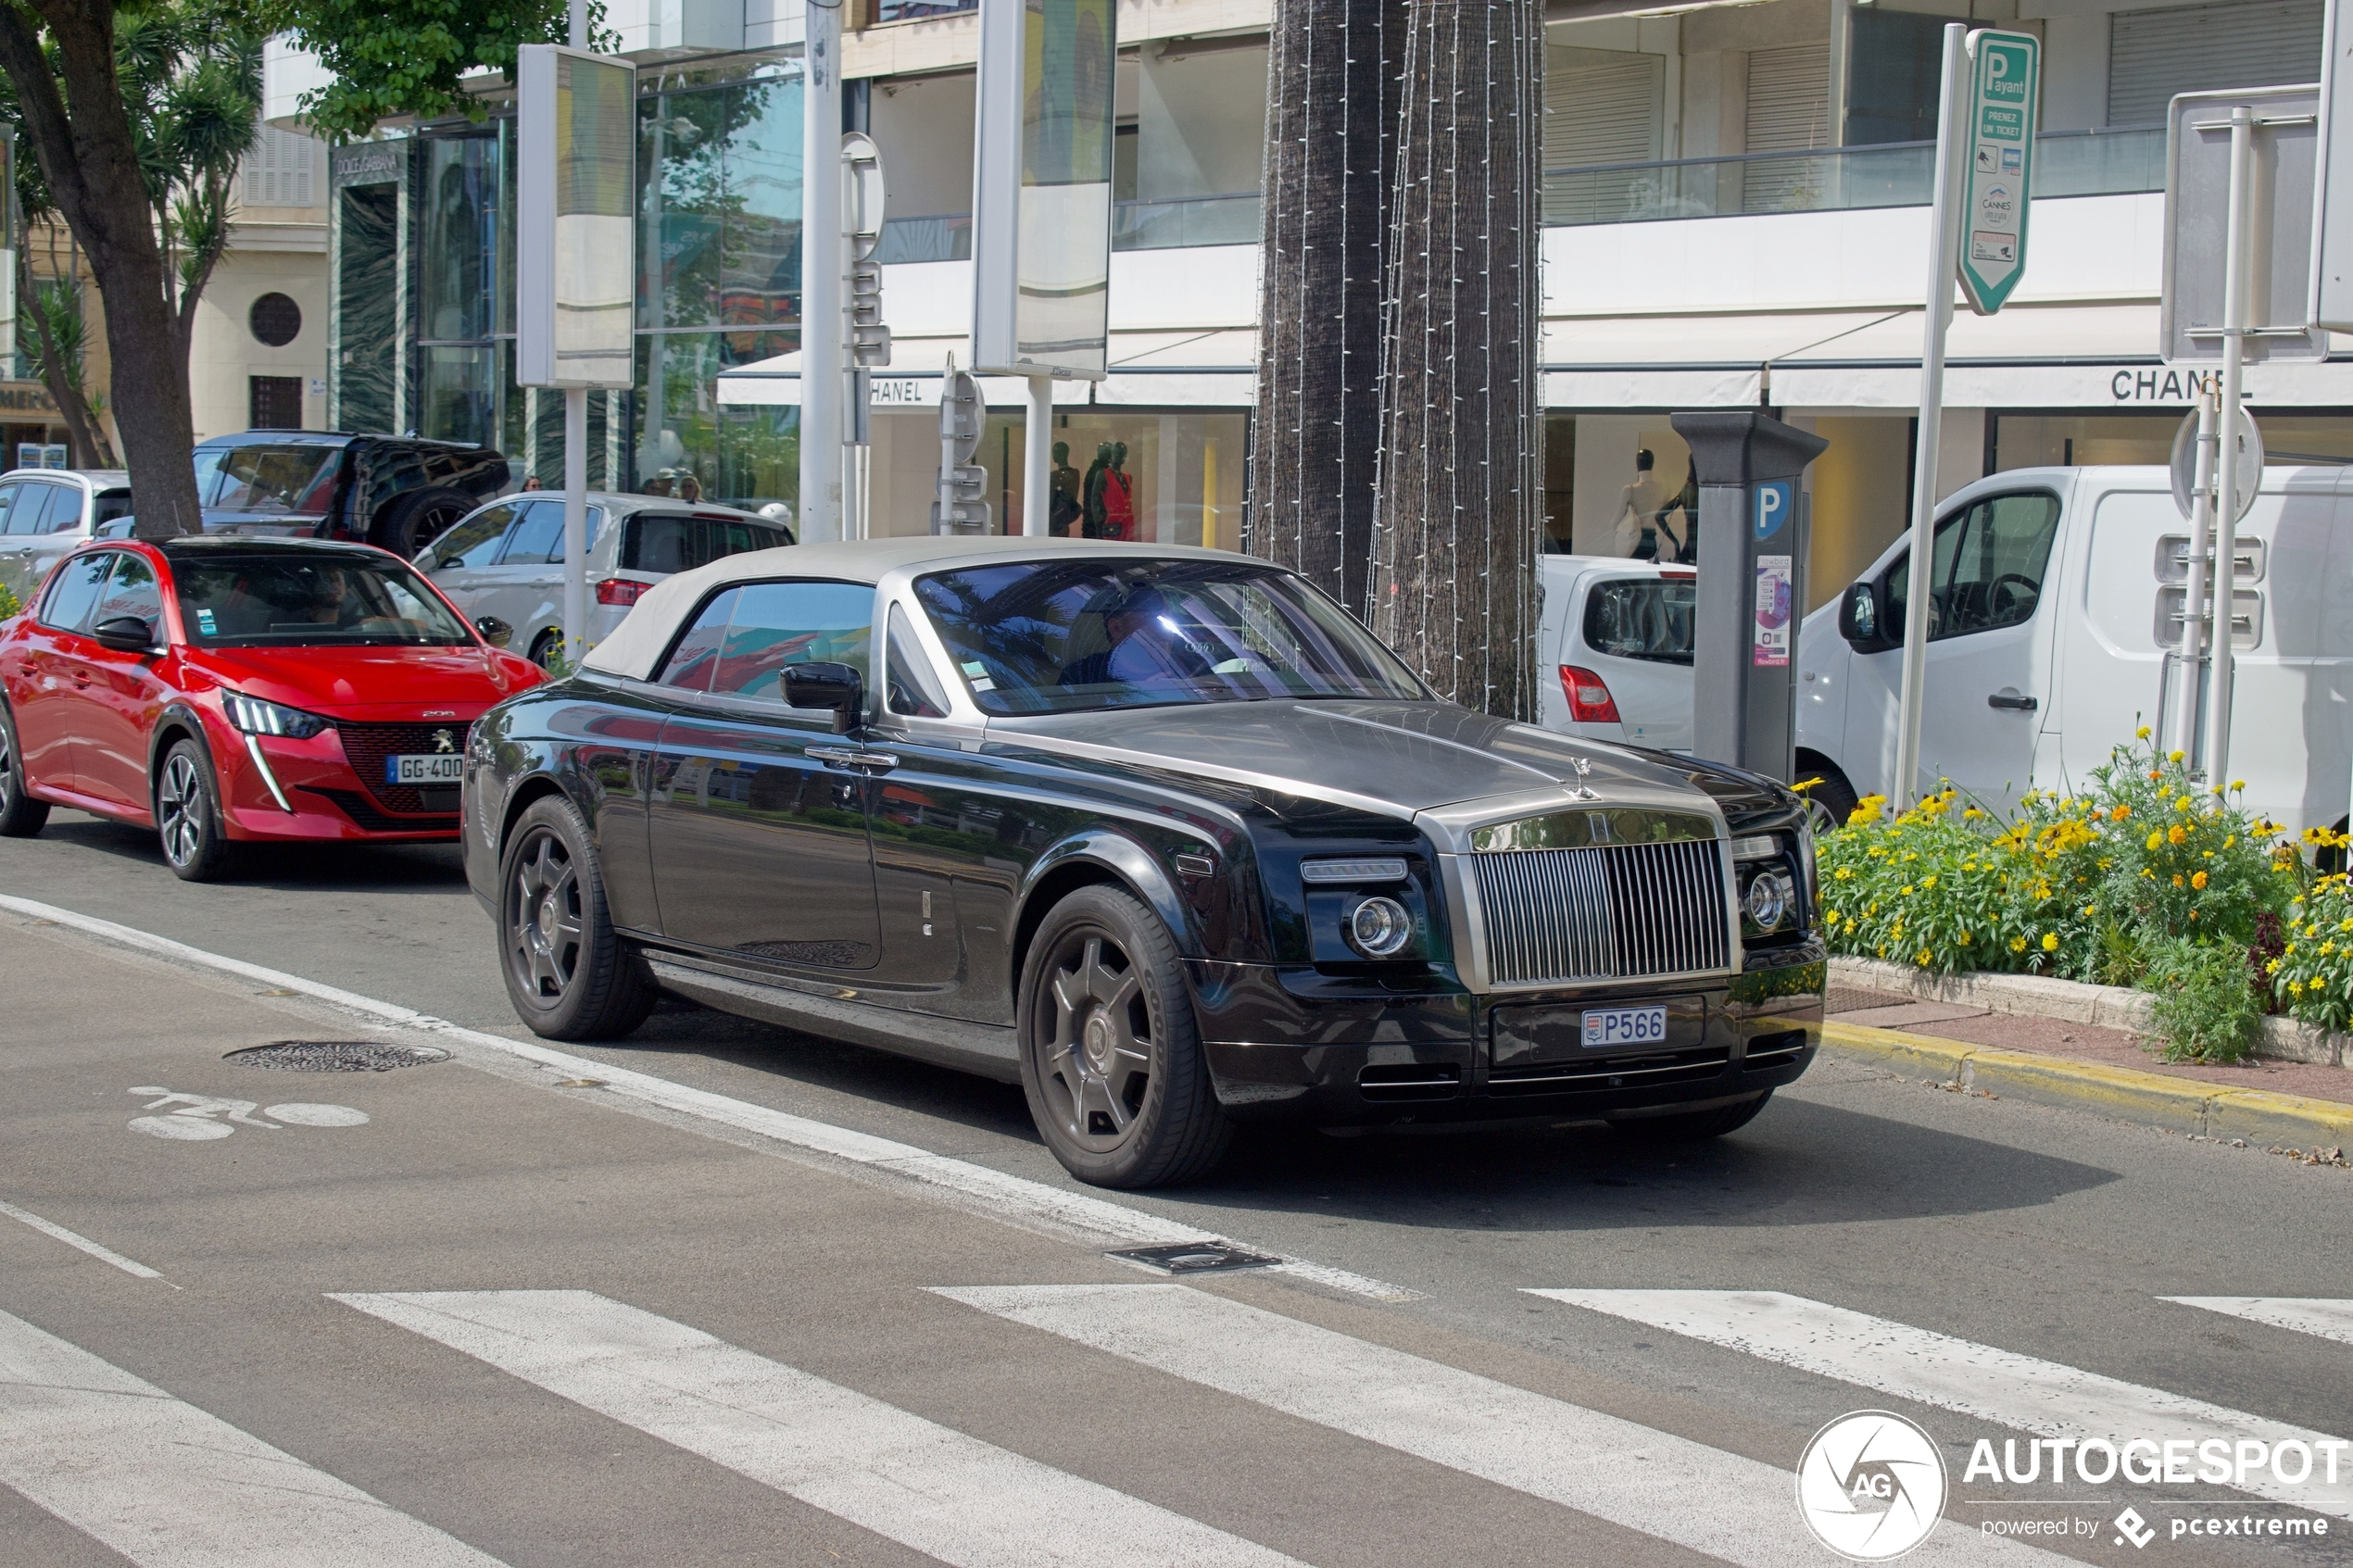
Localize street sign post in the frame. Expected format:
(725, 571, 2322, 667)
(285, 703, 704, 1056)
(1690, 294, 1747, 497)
(841, 132, 888, 542)
(1957, 31, 2039, 316)
(933, 362, 990, 534)
(2160, 83, 2323, 785)
(799, 0, 843, 543)
(515, 29, 635, 665)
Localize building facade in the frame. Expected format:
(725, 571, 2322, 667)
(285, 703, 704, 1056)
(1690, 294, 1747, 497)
(278, 0, 2351, 597)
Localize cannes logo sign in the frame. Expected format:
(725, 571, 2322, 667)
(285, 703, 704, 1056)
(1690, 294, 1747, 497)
(1796, 1411, 1949, 1561)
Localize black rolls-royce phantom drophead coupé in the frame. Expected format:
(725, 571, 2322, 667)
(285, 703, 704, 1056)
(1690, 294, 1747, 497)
(462, 537, 1823, 1187)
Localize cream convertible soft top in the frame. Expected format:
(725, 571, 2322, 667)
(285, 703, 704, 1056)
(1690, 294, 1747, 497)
(579, 535, 1252, 684)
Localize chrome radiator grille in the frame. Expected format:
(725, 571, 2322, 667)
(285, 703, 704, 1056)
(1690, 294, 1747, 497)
(1471, 838, 1731, 987)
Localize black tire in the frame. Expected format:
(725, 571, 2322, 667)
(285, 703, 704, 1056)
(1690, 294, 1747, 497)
(0, 700, 48, 837)
(154, 738, 237, 882)
(1016, 884, 1232, 1188)
(497, 793, 656, 1040)
(1608, 1090, 1773, 1142)
(526, 629, 560, 670)
(1794, 755, 1859, 830)
(371, 485, 480, 559)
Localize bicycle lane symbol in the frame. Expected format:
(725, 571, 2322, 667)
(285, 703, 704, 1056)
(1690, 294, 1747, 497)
(127, 1088, 371, 1142)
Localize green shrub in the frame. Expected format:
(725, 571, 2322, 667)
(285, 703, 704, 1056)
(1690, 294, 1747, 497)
(2144, 937, 2264, 1062)
(2270, 865, 2353, 1031)
(0, 583, 20, 621)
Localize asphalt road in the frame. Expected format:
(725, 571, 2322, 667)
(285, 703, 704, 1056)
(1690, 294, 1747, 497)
(2, 809, 2349, 1568)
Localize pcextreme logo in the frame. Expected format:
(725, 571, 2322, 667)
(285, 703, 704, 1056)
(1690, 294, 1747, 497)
(1796, 1411, 1949, 1561)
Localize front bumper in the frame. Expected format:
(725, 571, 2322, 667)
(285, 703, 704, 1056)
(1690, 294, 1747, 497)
(216, 725, 462, 843)
(1189, 941, 1824, 1125)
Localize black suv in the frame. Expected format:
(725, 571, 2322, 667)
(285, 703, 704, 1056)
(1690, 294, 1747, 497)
(192, 432, 510, 557)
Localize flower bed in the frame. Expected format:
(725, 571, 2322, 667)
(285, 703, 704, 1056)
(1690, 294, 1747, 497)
(1814, 732, 2335, 1061)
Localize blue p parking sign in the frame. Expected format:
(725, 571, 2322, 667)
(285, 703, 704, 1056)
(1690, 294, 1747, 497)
(1755, 479, 1793, 541)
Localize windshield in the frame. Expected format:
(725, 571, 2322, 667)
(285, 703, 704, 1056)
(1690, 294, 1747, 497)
(913, 559, 1426, 716)
(195, 445, 338, 515)
(170, 553, 474, 647)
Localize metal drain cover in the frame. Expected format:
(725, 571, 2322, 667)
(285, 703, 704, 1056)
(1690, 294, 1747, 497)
(1109, 1241, 1282, 1275)
(223, 1041, 451, 1073)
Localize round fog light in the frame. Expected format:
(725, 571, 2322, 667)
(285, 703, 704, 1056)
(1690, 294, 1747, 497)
(1744, 871, 1793, 932)
(1344, 896, 1415, 958)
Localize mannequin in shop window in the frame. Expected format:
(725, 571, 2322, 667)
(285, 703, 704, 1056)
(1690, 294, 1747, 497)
(1101, 442, 1136, 541)
(1649, 458, 1698, 565)
(1081, 443, 1111, 536)
(1050, 442, 1083, 536)
(1613, 447, 1668, 558)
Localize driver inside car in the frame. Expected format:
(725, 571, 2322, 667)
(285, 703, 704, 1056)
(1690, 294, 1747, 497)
(1058, 586, 1215, 691)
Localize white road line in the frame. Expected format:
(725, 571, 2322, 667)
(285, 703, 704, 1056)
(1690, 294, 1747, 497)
(0, 1305, 507, 1567)
(1531, 1289, 2353, 1518)
(933, 1284, 2060, 1567)
(2164, 1297, 2353, 1348)
(334, 1288, 1303, 1568)
(0, 1198, 173, 1286)
(0, 894, 1414, 1302)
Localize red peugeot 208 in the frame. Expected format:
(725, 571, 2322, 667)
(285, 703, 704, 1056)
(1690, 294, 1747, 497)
(0, 536, 544, 879)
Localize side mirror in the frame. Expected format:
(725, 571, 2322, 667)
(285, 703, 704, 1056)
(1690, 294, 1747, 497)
(473, 615, 513, 648)
(1838, 582, 1894, 654)
(784, 660, 862, 733)
(91, 615, 157, 653)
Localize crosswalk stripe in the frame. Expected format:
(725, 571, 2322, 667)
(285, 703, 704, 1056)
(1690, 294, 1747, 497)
(933, 1284, 2060, 1567)
(1530, 1290, 2353, 1519)
(0, 1305, 507, 1567)
(333, 1288, 1306, 1568)
(2163, 1297, 2353, 1348)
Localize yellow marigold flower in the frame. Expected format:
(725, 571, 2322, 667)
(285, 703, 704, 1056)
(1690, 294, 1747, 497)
(1899, 884, 1915, 896)
(2169, 825, 2188, 846)
(2042, 933, 2060, 952)
(2175, 797, 2194, 813)
(1833, 866, 1854, 880)
(2010, 936, 2028, 953)
(2146, 770, 2163, 781)
(1917, 950, 1932, 965)
(2146, 831, 2165, 851)
(2082, 905, 2095, 917)
(2136, 725, 2152, 739)
(1957, 931, 1972, 946)
(2112, 805, 2131, 822)
(2224, 835, 2235, 849)
(2169, 749, 2185, 763)
(2323, 941, 2337, 957)
(2192, 871, 2208, 890)
(2172, 873, 2185, 887)
(2231, 779, 2246, 792)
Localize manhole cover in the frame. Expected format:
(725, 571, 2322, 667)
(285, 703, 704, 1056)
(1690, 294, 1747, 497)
(1108, 1241, 1282, 1275)
(223, 1041, 450, 1073)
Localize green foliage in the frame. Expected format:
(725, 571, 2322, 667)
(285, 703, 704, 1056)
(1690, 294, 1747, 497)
(1816, 733, 2307, 1059)
(2144, 938, 2264, 1062)
(2268, 855, 2353, 1031)
(271, 0, 613, 144)
(0, 583, 21, 621)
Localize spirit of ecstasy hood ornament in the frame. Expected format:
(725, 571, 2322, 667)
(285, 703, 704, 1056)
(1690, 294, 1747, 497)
(1566, 756, 1602, 802)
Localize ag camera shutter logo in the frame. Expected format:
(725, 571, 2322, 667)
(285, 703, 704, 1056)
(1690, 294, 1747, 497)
(1796, 1411, 1948, 1560)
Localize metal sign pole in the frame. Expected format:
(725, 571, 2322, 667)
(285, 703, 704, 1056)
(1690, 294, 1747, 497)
(560, 0, 590, 663)
(1024, 377, 1051, 536)
(1894, 23, 1968, 811)
(2171, 383, 2220, 766)
(798, 0, 844, 543)
(2208, 106, 2254, 788)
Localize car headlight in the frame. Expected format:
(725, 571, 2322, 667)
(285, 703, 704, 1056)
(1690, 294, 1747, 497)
(1343, 895, 1416, 958)
(1731, 833, 1799, 936)
(222, 692, 330, 739)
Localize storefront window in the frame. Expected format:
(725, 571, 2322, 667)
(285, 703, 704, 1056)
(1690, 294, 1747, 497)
(639, 72, 803, 337)
(1560, 415, 1697, 560)
(419, 345, 497, 450)
(1994, 411, 2353, 469)
(634, 332, 798, 508)
(419, 132, 498, 344)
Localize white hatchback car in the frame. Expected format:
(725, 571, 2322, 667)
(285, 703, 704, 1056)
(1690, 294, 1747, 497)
(0, 468, 134, 607)
(417, 491, 792, 663)
(1534, 555, 1696, 752)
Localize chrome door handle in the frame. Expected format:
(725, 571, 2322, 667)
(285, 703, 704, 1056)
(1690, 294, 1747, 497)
(1987, 693, 2037, 711)
(807, 746, 900, 771)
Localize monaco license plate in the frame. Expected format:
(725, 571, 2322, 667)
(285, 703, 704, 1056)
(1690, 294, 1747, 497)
(386, 753, 464, 785)
(1582, 1005, 1668, 1051)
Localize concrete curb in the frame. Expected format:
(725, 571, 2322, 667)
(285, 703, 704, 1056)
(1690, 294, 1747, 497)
(1820, 1020, 2353, 1150)
(1830, 956, 2349, 1068)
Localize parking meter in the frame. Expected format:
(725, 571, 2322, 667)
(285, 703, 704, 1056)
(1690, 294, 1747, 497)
(1668, 411, 1829, 783)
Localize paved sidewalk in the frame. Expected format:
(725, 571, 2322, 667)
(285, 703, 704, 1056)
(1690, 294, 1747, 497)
(1828, 985, 2353, 1107)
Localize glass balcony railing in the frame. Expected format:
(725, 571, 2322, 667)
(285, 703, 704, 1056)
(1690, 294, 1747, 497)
(1542, 125, 2165, 227)
(875, 193, 1265, 265)
(865, 127, 2165, 261)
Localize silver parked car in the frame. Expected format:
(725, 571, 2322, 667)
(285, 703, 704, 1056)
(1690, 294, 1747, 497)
(0, 469, 132, 606)
(415, 490, 793, 664)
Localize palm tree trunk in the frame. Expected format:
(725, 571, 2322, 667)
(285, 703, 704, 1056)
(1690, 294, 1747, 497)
(1366, 0, 1544, 720)
(1245, 0, 1407, 615)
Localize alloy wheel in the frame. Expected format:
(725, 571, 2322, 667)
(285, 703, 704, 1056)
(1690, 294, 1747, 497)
(1037, 932, 1154, 1152)
(508, 829, 584, 1000)
(157, 752, 204, 867)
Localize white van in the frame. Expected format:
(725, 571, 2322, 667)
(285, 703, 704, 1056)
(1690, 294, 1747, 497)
(1536, 465, 2353, 836)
